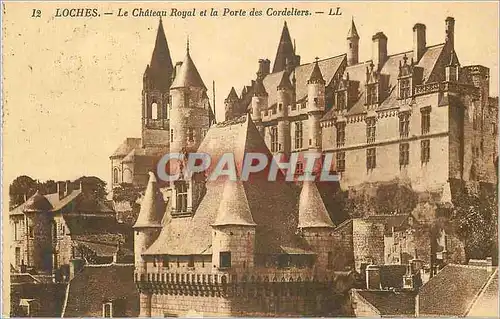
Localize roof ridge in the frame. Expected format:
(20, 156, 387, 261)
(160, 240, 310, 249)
(463, 268, 498, 316)
(352, 290, 382, 315)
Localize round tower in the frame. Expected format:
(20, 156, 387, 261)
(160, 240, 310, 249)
(307, 58, 326, 150)
(347, 18, 360, 66)
(224, 87, 239, 121)
(251, 80, 268, 135)
(277, 71, 293, 156)
(297, 181, 335, 275)
(169, 43, 211, 154)
(211, 181, 256, 270)
(23, 191, 53, 274)
(133, 172, 163, 274)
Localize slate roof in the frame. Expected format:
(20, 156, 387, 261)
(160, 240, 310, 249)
(322, 43, 448, 120)
(62, 264, 139, 317)
(212, 180, 256, 227)
(347, 19, 359, 39)
(110, 138, 141, 158)
(272, 21, 295, 73)
(144, 115, 314, 256)
(22, 191, 53, 212)
(418, 264, 497, 316)
(170, 49, 206, 90)
(146, 18, 174, 91)
(248, 54, 345, 111)
(298, 181, 335, 228)
(354, 289, 417, 316)
(133, 172, 164, 228)
(467, 268, 499, 317)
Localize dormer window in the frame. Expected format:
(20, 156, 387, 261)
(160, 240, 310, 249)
(175, 181, 188, 213)
(399, 78, 411, 99)
(366, 84, 377, 105)
(337, 91, 346, 110)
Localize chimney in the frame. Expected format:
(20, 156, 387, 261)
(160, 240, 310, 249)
(257, 59, 270, 80)
(372, 32, 388, 71)
(57, 181, 66, 200)
(65, 180, 73, 196)
(445, 17, 455, 49)
(413, 23, 426, 62)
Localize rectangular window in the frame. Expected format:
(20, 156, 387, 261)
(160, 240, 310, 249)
(301, 102, 306, 109)
(366, 118, 376, 144)
(176, 182, 188, 213)
(337, 92, 346, 110)
(399, 113, 410, 138)
(294, 122, 303, 149)
(399, 143, 410, 166)
(399, 78, 411, 99)
(103, 302, 113, 318)
(201, 128, 207, 139)
(220, 252, 231, 268)
(492, 122, 497, 135)
(421, 139, 430, 163)
(421, 109, 430, 135)
(29, 226, 34, 238)
(366, 148, 376, 170)
(295, 161, 304, 176)
(14, 222, 18, 241)
(170, 129, 174, 142)
(367, 85, 377, 105)
(270, 127, 278, 152)
(336, 122, 346, 147)
(188, 255, 195, 268)
(187, 127, 194, 142)
(336, 152, 345, 172)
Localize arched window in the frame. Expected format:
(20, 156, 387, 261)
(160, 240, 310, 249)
(151, 102, 158, 120)
(113, 168, 119, 184)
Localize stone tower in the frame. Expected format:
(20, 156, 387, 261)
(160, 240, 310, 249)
(142, 18, 173, 147)
(224, 87, 239, 121)
(169, 41, 211, 155)
(307, 58, 326, 151)
(276, 71, 293, 157)
(23, 191, 54, 274)
(297, 181, 335, 277)
(251, 79, 268, 136)
(133, 172, 163, 317)
(347, 18, 360, 66)
(211, 180, 257, 269)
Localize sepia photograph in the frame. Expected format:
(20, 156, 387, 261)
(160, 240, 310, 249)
(2, 1, 499, 317)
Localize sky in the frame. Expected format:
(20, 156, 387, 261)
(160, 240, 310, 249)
(2, 1, 499, 189)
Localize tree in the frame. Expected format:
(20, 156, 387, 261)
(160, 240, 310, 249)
(9, 175, 37, 208)
(74, 176, 107, 200)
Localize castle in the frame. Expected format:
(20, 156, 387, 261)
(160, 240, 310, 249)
(126, 17, 497, 317)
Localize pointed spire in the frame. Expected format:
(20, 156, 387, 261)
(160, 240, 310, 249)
(298, 181, 334, 229)
(307, 58, 325, 84)
(347, 17, 359, 39)
(133, 172, 163, 228)
(148, 19, 174, 91)
(170, 42, 207, 90)
(253, 79, 268, 97)
(272, 21, 295, 73)
(225, 87, 239, 102)
(277, 71, 293, 90)
(212, 181, 256, 227)
(186, 35, 190, 53)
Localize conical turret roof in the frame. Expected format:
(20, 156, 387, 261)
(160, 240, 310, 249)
(170, 43, 206, 90)
(298, 181, 334, 228)
(133, 172, 163, 228)
(347, 18, 359, 39)
(225, 87, 239, 102)
(23, 190, 53, 213)
(147, 19, 174, 91)
(277, 71, 293, 90)
(212, 180, 256, 227)
(307, 59, 325, 84)
(253, 79, 268, 97)
(273, 21, 295, 73)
